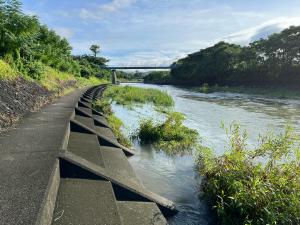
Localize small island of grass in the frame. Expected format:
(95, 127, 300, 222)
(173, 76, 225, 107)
(135, 112, 199, 155)
(102, 85, 174, 108)
(93, 85, 199, 155)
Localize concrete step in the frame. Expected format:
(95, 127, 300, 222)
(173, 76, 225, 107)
(77, 106, 93, 116)
(67, 131, 104, 167)
(52, 179, 122, 225)
(74, 115, 95, 129)
(100, 146, 142, 189)
(80, 97, 92, 103)
(78, 100, 92, 108)
(94, 126, 116, 140)
(93, 115, 110, 128)
(117, 201, 168, 225)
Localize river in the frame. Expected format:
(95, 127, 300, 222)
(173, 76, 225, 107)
(112, 83, 300, 225)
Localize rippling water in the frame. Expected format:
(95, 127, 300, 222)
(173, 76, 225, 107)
(112, 83, 300, 225)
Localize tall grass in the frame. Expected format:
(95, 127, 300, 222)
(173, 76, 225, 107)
(107, 114, 132, 148)
(197, 123, 300, 225)
(0, 60, 18, 80)
(0, 59, 106, 95)
(103, 85, 174, 108)
(93, 99, 132, 148)
(135, 112, 199, 155)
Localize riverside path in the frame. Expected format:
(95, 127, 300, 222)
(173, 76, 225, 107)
(0, 84, 177, 225)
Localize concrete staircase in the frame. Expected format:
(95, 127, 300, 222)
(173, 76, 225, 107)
(0, 84, 177, 225)
(51, 85, 175, 224)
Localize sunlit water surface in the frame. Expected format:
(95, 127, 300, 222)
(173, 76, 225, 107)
(112, 83, 300, 225)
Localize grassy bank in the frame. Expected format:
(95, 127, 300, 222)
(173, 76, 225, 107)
(0, 60, 18, 80)
(196, 83, 300, 99)
(135, 112, 199, 155)
(0, 59, 106, 130)
(93, 98, 131, 148)
(197, 123, 300, 225)
(103, 85, 174, 108)
(0, 59, 106, 94)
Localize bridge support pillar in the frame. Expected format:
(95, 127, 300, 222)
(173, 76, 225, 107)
(111, 70, 117, 84)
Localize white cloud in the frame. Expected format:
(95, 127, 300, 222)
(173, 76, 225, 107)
(100, 0, 136, 12)
(80, 0, 137, 20)
(223, 17, 300, 45)
(106, 51, 178, 66)
(54, 27, 75, 39)
(69, 1, 300, 66)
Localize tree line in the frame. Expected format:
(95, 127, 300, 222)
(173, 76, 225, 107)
(145, 26, 300, 88)
(0, 0, 110, 80)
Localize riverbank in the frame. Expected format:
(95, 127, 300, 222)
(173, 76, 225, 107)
(0, 60, 106, 131)
(143, 80, 300, 100)
(195, 84, 300, 99)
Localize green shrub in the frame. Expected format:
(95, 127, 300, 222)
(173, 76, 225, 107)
(135, 112, 199, 155)
(80, 68, 91, 78)
(25, 61, 45, 80)
(199, 83, 210, 93)
(0, 60, 18, 80)
(143, 71, 171, 84)
(197, 123, 300, 225)
(93, 99, 112, 115)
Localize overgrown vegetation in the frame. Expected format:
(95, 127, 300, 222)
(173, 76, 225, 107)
(197, 123, 300, 225)
(116, 70, 144, 82)
(93, 98, 131, 148)
(0, 60, 17, 80)
(135, 112, 199, 155)
(143, 71, 171, 84)
(93, 85, 176, 148)
(103, 85, 174, 108)
(0, 0, 110, 88)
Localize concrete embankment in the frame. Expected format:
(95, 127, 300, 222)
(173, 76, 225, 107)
(0, 84, 177, 225)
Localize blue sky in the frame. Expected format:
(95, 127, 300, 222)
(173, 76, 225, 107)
(22, 0, 300, 66)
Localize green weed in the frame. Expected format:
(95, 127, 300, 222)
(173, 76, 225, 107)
(103, 85, 174, 108)
(135, 112, 199, 155)
(197, 123, 300, 225)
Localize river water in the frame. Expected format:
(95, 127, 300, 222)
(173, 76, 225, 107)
(112, 83, 300, 225)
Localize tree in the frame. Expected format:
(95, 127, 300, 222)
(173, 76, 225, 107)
(0, 0, 39, 58)
(170, 26, 300, 87)
(90, 44, 100, 57)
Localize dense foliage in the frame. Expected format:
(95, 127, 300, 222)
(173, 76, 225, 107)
(136, 112, 199, 155)
(143, 71, 171, 84)
(170, 26, 300, 88)
(197, 123, 300, 225)
(0, 0, 110, 82)
(103, 85, 174, 108)
(116, 71, 144, 82)
(73, 55, 110, 79)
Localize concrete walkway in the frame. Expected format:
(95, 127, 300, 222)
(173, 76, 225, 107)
(0, 85, 177, 225)
(0, 89, 84, 225)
